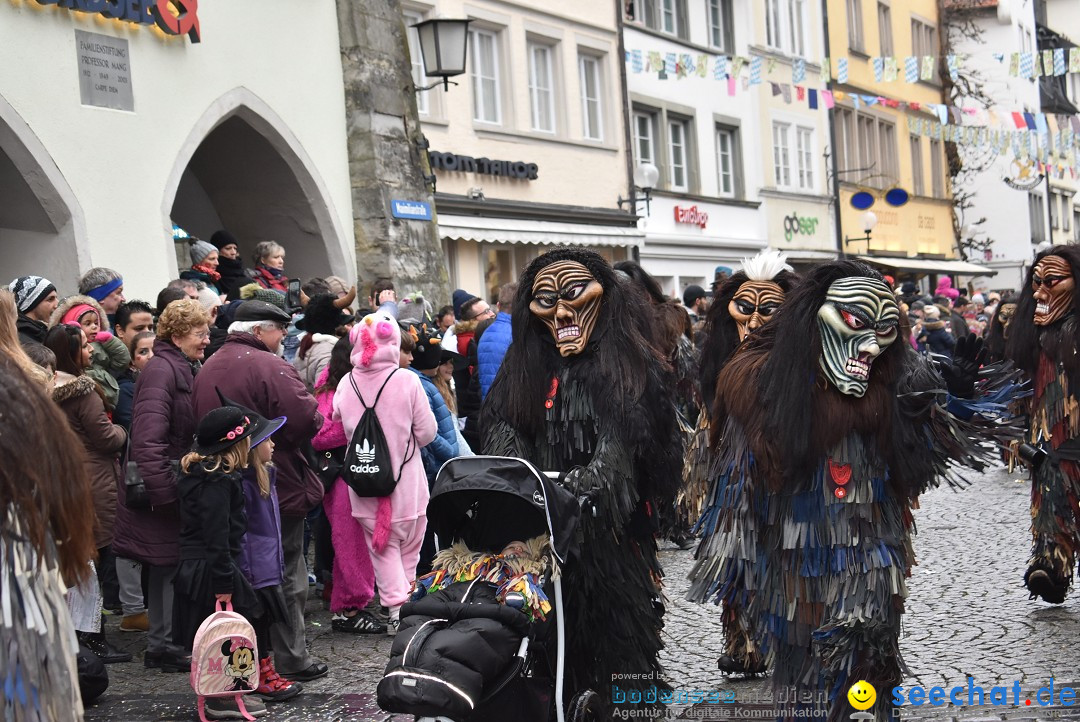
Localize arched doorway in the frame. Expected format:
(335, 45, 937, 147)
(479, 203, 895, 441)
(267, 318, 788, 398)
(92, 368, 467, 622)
(166, 89, 349, 284)
(0, 95, 87, 292)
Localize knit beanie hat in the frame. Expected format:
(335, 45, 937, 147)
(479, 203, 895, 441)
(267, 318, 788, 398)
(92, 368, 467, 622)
(923, 305, 941, 319)
(238, 283, 288, 312)
(189, 239, 218, 266)
(8, 275, 56, 314)
(210, 229, 238, 251)
(451, 289, 473, 320)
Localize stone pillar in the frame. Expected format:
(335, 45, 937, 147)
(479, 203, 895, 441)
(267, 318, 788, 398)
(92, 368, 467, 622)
(336, 0, 449, 304)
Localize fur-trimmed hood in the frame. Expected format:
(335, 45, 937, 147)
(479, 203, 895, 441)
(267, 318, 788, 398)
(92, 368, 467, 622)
(49, 294, 108, 330)
(453, 318, 479, 336)
(51, 371, 97, 404)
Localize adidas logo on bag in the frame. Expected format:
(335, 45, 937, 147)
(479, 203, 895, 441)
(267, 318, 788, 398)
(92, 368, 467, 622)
(356, 439, 376, 463)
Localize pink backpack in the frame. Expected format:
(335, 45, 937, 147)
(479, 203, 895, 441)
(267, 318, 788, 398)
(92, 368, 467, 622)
(189, 601, 260, 721)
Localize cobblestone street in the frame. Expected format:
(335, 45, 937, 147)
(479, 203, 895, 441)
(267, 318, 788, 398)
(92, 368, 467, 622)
(86, 464, 1080, 720)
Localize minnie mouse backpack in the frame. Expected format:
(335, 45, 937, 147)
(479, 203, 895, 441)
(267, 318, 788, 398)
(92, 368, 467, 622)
(190, 601, 260, 721)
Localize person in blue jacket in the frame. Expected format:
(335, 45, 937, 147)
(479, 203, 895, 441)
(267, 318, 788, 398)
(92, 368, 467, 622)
(406, 323, 460, 575)
(477, 283, 516, 400)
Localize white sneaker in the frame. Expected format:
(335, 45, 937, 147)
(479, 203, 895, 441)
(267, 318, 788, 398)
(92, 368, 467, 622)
(203, 695, 268, 719)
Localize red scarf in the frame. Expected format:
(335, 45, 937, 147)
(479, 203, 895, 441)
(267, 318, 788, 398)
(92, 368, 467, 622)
(254, 265, 288, 292)
(192, 264, 221, 282)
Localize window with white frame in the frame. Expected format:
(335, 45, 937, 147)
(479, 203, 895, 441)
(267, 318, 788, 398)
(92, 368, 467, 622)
(929, 138, 944, 198)
(633, 111, 657, 166)
(668, 118, 690, 191)
(528, 42, 556, 133)
(911, 19, 939, 82)
(847, 0, 864, 52)
(836, 109, 899, 189)
(910, 134, 924, 196)
(877, 1, 893, 57)
(716, 125, 738, 198)
(709, 0, 734, 52)
(579, 54, 604, 141)
(403, 10, 429, 115)
(767, 0, 807, 55)
(796, 126, 815, 190)
(470, 28, 502, 124)
(773, 122, 792, 187)
(1029, 192, 1046, 243)
(635, 0, 688, 39)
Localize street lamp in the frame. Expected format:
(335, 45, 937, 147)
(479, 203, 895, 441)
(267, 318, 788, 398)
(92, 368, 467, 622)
(845, 210, 878, 249)
(412, 18, 472, 92)
(617, 162, 660, 216)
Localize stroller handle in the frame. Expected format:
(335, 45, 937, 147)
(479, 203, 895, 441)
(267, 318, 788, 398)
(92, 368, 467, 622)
(543, 470, 598, 518)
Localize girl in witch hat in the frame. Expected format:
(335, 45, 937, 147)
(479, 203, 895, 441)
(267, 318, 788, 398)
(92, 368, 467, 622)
(172, 403, 302, 717)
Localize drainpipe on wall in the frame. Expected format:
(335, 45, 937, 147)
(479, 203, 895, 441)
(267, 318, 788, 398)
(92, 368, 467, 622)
(820, 0, 846, 260)
(615, 0, 640, 263)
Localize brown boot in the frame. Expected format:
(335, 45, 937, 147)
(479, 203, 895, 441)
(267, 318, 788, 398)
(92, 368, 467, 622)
(119, 611, 149, 632)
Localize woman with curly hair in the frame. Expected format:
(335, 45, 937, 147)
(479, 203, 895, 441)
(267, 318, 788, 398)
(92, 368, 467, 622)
(0, 364, 98, 719)
(113, 299, 211, 673)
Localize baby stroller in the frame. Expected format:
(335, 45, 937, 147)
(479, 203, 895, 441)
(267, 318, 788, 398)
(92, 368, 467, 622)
(376, 456, 604, 722)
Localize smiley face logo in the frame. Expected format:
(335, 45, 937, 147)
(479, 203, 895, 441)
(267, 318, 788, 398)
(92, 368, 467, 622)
(847, 681, 876, 710)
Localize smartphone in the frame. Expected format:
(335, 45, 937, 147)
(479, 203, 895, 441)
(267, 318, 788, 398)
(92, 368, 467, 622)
(286, 278, 301, 312)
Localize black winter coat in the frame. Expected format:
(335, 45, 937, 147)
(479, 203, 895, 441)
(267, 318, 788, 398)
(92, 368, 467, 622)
(377, 582, 529, 720)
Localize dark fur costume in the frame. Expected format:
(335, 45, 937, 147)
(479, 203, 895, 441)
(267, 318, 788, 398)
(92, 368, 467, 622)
(688, 261, 1022, 722)
(682, 264, 799, 670)
(1006, 246, 1080, 602)
(482, 248, 682, 706)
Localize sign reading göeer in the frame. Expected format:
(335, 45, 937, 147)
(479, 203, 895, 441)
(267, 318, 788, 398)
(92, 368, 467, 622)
(75, 30, 134, 112)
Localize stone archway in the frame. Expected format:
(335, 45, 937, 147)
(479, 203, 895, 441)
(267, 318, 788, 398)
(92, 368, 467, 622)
(164, 88, 349, 283)
(0, 94, 88, 292)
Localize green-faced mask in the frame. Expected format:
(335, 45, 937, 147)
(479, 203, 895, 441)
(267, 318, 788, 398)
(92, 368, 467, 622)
(816, 277, 900, 397)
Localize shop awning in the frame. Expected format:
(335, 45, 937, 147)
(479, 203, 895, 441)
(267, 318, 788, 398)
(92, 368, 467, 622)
(855, 255, 997, 276)
(438, 214, 643, 248)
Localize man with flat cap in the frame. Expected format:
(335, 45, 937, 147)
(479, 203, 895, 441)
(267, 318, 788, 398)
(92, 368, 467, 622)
(8, 275, 58, 346)
(191, 300, 329, 683)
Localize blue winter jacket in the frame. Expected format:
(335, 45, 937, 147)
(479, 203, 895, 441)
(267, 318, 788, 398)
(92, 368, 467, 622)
(477, 312, 512, 399)
(408, 367, 460, 481)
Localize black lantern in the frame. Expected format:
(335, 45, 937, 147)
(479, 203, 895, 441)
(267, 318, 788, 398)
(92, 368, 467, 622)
(413, 18, 472, 92)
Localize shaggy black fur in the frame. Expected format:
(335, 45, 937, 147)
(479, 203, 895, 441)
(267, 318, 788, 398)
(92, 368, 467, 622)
(1006, 245, 1080, 389)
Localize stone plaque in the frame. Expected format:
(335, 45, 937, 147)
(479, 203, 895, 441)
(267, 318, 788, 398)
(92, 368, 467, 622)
(75, 30, 134, 112)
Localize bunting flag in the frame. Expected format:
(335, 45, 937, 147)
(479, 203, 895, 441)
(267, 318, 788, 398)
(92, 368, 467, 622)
(793, 57, 806, 84)
(946, 54, 959, 82)
(750, 56, 763, 85)
(1071, 48, 1080, 73)
(1055, 48, 1066, 77)
(820, 58, 831, 83)
(631, 49, 643, 73)
(714, 55, 728, 79)
(808, 88, 819, 109)
(822, 89, 835, 109)
(884, 56, 899, 82)
(664, 53, 677, 74)
(838, 57, 849, 83)
(1020, 52, 1033, 78)
(905, 56, 918, 83)
(873, 56, 884, 82)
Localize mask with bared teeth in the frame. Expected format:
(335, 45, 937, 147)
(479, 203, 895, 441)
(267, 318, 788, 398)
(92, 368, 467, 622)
(1031, 256, 1075, 326)
(530, 260, 604, 357)
(816, 277, 899, 397)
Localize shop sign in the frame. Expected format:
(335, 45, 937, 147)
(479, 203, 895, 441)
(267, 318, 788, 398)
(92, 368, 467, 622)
(673, 205, 708, 228)
(76, 30, 134, 111)
(429, 151, 538, 180)
(35, 0, 201, 43)
(391, 200, 432, 221)
(782, 212, 820, 241)
(1003, 158, 1043, 191)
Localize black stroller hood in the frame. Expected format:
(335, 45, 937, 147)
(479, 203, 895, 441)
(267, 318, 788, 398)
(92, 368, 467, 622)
(429, 456, 580, 565)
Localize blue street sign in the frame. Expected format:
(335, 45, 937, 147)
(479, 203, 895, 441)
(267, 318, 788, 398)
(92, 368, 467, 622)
(391, 200, 433, 221)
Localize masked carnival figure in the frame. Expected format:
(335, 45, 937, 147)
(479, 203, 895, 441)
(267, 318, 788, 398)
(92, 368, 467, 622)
(984, 292, 1018, 364)
(1006, 246, 1080, 604)
(681, 251, 798, 675)
(687, 261, 1023, 722)
(482, 248, 682, 711)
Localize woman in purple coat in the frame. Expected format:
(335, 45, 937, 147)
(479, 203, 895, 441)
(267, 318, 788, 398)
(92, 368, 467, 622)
(112, 300, 211, 673)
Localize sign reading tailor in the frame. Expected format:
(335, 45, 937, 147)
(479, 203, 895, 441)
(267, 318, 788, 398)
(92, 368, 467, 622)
(75, 30, 134, 112)
(783, 212, 820, 242)
(391, 200, 433, 221)
(37, 0, 201, 43)
(429, 151, 538, 181)
(674, 205, 709, 228)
